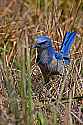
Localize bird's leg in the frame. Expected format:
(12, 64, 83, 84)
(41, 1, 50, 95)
(42, 73, 50, 84)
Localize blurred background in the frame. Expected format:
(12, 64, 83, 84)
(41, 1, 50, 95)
(0, 0, 83, 125)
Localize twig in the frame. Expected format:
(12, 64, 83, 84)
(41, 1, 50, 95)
(70, 0, 82, 30)
(70, 111, 83, 124)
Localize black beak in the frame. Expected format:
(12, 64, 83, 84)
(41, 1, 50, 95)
(32, 44, 37, 48)
(32, 44, 40, 48)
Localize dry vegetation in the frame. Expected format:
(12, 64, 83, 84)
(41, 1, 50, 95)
(0, 0, 83, 125)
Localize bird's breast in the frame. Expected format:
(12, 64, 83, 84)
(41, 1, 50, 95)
(37, 49, 52, 64)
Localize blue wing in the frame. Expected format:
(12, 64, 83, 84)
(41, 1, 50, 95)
(48, 47, 63, 64)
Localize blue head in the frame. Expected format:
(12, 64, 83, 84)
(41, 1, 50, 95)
(33, 35, 54, 64)
(33, 35, 52, 48)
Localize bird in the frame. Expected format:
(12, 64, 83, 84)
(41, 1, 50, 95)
(33, 32, 76, 83)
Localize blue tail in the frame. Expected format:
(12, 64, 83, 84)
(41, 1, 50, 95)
(60, 32, 76, 64)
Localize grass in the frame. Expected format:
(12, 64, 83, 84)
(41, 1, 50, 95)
(0, 0, 83, 125)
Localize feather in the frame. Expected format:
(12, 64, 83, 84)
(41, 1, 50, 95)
(60, 32, 76, 56)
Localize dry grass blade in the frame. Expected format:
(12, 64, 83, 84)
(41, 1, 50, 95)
(71, 111, 83, 124)
(0, 0, 83, 125)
